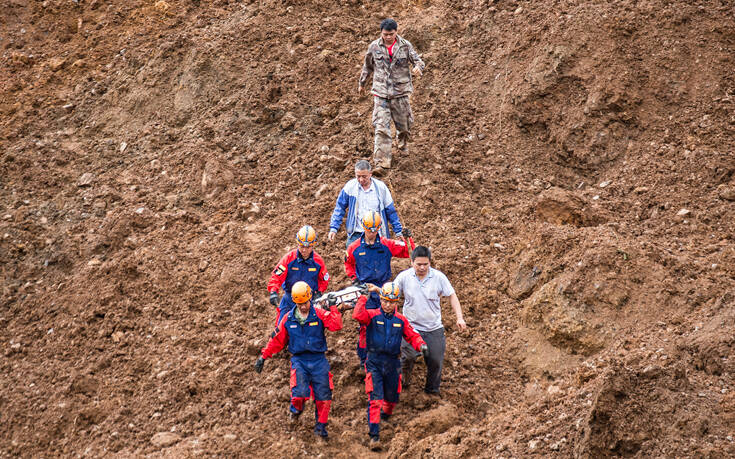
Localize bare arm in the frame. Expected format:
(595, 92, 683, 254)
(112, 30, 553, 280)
(448, 293, 466, 330)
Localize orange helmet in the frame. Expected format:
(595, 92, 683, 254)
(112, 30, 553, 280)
(379, 282, 401, 301)
(291, 281, 312, 304)
(362, 211, 382, 232)
(296, 225, 317, 247)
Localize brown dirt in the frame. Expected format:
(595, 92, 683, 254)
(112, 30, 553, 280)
(1, 0, 734, 457)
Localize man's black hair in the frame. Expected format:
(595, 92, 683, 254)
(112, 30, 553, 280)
(411, 245, 432, 261)
(380, 18, 398, 31)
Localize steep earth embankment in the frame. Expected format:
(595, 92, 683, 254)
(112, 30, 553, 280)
(1, 0, 734, 457)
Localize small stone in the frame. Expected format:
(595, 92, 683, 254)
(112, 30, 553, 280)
(135, 207, 145, 214)
(550, 438, 567, 451)
(151, 432, 180, 447)
(280, 112, 296, 130)
(63, 103, 74, 111)
(676, 208, 690, 217)
(157, 370, 169, 379)
(120, 142, 127, 152)
(528, 439, 540, 450)
(547, 385, 562, 395)
(633, 186, 649, 193)
(198, 260, 209, 271)
(49, 57, 66, 71)
(88, 259, 101, 266)
(314, 183, 328, 199)
(599, 180, 611, 188)
(717, 185, 735, 201)
(592, 195, 600, 200)
(495, 444, 506, 451)
(111, 331, 124, 343)
(223, 434, 237, 441)
(154, 1, 171, 13)
(514, 6, 523, 14)
(77, 172, 95, 187)
(493, 243, 505, 250)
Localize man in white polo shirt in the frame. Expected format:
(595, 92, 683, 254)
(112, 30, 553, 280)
(394, 246, 466, 395)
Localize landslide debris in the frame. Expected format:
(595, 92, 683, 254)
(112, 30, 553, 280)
(1, 0, 734, 457)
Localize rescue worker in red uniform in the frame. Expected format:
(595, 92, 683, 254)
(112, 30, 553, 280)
(353, 282, 428, 450)
(267, 225, 330, 329)
(255, 281, 342, 439)
(345, 212, 410, 366)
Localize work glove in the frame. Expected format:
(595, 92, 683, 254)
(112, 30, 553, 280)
(403, 228, 412, 238)
(420, 344, 430, 360)
(254, 356, 265, 373)
(326, 293, 338, 307)
(355, 283, 369, 295)
(351, 278, 362, 287)
(269, 292, 279, 306)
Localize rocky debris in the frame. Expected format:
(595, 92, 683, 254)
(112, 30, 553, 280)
(48, 57, 66, 71)
(535, 187, 602, 227)
(389, 403, 460, 453)
(151, 432, 180, 448)
(508, 265, 542, 300)
(280, 112, 296, 130)
(77, 172, 95, 187)
(314, 183, 328, 198)
(239, 201, 261, 220)
(2, 0, 734, 457)
(718, 185, 735, 201)
(521, 276, 604, 356)
(573, 363, 716, 458)
(201, 159, 235, 198)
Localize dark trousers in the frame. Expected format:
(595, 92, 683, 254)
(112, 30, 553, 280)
(400, 327, 445, 394)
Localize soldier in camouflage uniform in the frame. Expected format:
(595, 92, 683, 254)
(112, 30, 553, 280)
(359, 18, 425, 171)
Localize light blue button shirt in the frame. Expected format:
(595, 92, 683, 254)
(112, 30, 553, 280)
(355, 182, 380, 232)
(394, 267, 455, 333)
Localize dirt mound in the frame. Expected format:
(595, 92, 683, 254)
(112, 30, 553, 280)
(1, 0, 734, 456)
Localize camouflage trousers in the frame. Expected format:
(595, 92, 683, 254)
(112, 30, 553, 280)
(372, 96, 414, 168)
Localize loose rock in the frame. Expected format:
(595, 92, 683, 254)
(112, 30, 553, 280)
(717, 185, 735, 201)
(151, 432, 180, 447)
(77, 173, 95, 187)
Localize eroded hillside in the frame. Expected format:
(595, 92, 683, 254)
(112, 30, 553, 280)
(1, 0, 734, 457)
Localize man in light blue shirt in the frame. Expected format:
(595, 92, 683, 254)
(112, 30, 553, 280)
(394, 246, 466, 395)
(328, 160, 404, 248)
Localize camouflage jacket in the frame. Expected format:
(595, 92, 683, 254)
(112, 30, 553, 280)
(359, 35, 425, 99)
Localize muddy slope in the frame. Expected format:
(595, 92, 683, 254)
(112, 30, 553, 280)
(1, 0, 734, 457)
